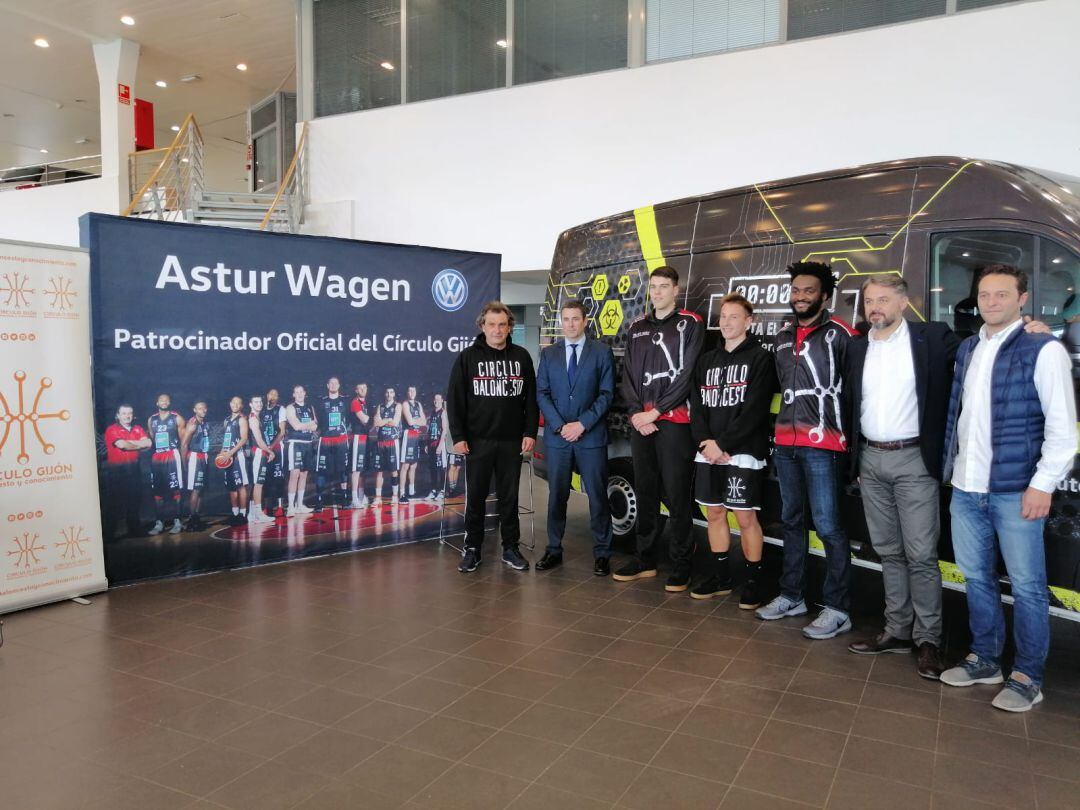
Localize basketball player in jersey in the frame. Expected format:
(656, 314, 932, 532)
(372, 387, 402, 508)
(399, 386, 426, 503)
(285, 384, 318, 517)
(262, 388, 287, 518)
(180, 401, 210, 531)
(148, 393, 186, 535)
(426, 393, 448, 500)
(221, 396, 250, 525)
(317, 376, 351, 509)
(247, 394, 277, 523)
(349, 382, 371, 508)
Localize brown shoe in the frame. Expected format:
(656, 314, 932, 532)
(847, 631, 914, 656)
(916, 642, 944, 680)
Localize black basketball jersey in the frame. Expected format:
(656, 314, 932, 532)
(377, 402, 399, 441)
(405, 400, 422, 432)
(350, 398, 368, 434)
(428, 407, 444, 443)
(189, 418, 210, 454)
(287, 402, 316, 440)
(149, 411, 180, 453)
(222, 414, 243, 451)
(321, 395, 349, 437)
(261, 407, 280, 446)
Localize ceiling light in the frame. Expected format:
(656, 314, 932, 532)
(155, 80, 167, 88)
(236, 63, 247, 71)
(1052, 257, 1064, 264)
(380, 61, 394, 70)
(180, 74, 201, 83)
(39, 148, 48, 154)
(34, 38, 49, 48)
(170, 125, 180, 131)
(930, 287, 943, 293)
(120, 15, 135, 26)
(961, 252, 971, 258)
(496, 39, 508, 48)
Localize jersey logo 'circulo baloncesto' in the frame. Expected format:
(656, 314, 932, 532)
(432, 268, 468, 312)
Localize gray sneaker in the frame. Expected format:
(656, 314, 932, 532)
(940, 653, 1004, 688)
(802, 607, 852, 640)
(991, 677, 1043, 713)
(755, 594, 808, 621)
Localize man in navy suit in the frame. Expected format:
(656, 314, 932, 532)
(536, 300, 616, 575)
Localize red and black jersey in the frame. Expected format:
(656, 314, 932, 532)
(773, 310, 855, 452)
(618, 309, 704, 424)
(149, 411, 181, 453)
(349, 397, 369, 434)
(320, 395, 349, 438)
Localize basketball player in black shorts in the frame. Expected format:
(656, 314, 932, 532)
(221, 396, 250, 525)
(180, 400, 210, 531)
(263, 389, 287, 517)
(399, 386, 426, 503)
(148, 393, 186, 535)
(247, 394, 277, 524)
(285, 384, 319, 517)
(317, 376, 351, 509)
(372, 387, 402, 507)
(349, 382, 371, 508)
(426, 393, 449, 500)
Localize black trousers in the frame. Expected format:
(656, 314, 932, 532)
(103, 464, 143, 539)
(630, 421, 695, 566)
(464, 439, 522, 552)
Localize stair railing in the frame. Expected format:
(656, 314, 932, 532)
(259, 122, 308, 232)
(123, 114, 205, 221)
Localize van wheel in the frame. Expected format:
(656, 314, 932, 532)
(608, 460, 638, 538)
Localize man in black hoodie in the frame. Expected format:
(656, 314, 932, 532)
(690, 293, 778, 609)
(447, 301, 538, 573)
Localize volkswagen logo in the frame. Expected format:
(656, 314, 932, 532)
(432, 268, 468, 312)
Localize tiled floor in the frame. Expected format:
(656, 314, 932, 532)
(2, 482, 1079, 810)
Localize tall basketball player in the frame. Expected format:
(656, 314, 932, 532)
(317, 376, 351, 509)
(285, 384, 318, 517)
(349, 382, 371, 508)
(372, 387, 402, 508)
(399, 386, 426, 503)
(180, 400, 210, 531)
(221, 396, 250, 526)
(148, 393, 186, 535)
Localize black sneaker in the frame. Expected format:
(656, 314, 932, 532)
(612, 559, 658, 582)
(399, 494, 410, 504)
(502, 546, 530, 571)
(738, 579, 763, 610)
(665, 562, 692, 593)
(458, 548, 481, 573)
(690, 574, 733, 600)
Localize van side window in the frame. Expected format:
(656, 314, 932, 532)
(1036, 238, 1080, 392)
(929, 231, 1035, 339)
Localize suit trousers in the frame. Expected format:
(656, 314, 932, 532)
(630, 421, 695, 567)
(859, 445, 943, 645)
(463, 438, 522, 552)
(545, 441, 612, 558)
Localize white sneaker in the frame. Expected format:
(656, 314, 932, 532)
(371, 497, 382, 508)
(296, 503, 313, 514)
(350, 497, 363, 509)
(248, 509, 271, 524)
(149, 520, 164, 535)
(286, 506, 298, 518)
(168, 519, 182, 534)
(359, 495, 369, 508)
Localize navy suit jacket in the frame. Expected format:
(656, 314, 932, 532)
(536, 337, 615, 449)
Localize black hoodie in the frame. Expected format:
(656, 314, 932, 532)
(447, 333, 538, 444)
(690, 335, 778, 460)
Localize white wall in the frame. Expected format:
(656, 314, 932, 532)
(306, 0, 1080, 272)
(0, 177, 119, 247)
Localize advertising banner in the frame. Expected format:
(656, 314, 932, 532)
(0, 240, 107, 613)
(82, 215, 499, 584)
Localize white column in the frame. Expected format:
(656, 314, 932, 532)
(93, 38, 140, 211)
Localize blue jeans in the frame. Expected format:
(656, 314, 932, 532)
(950, 489, 1049, 686)
(774, 446, 852, 612)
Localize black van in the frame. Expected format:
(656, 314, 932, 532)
(536, 157, 1080, 621)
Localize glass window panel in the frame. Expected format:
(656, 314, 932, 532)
(314, 0, 401, 117)
(407, 0, 507, 102)
(1037, 238, 1080, 401)
(957, 0, 1016, 9)
(513, 0, 629, 85)
(787, 0, 946, 41)
(253, 129, 279, 191)
(647, 0, 781, 62)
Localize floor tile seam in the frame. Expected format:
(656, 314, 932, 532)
(723, 783, 822, 809)
(134, 744, 272, 803)
(819, 654, 876, 809)
(929, 777, 1039, 810)
(209, 716, 328, 760)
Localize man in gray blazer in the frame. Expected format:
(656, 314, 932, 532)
(536, 300, 616, 575)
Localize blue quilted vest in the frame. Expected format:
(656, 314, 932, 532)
(942, 325, 1053, 492)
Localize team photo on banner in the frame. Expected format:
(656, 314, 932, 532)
(82, 215, 500, 584)
(0, 240, 106, 612)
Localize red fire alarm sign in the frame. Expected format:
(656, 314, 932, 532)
(118, 84, 131, 105)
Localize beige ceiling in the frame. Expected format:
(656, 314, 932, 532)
(0, 0, 296, 176)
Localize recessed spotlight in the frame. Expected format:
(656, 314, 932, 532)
(155, 80, 167, 88)
(1052, 257, 1064, 264)
(380, 61, 394, 71)
(236, 63, 247, 71)
(120, 15, 135, 26)
(170, 125, 180, 131)
(34, 38, 49, 48)
(39, 148, 48, 154)
(75, 138, 89, 144)
(961, 252, 971, 258)
(496, 39, 508, 48)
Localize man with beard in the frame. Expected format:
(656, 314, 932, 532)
(102, 403, 151, 539)
(756, 262, 856, 640)
(316, 376, 350, 509)
(372, 387, 402, 507)
(180, 401, 211, 531)
(349, 382, 371, 508)
(220, 396, 250, 525)
(261, 388, 287, 518)
(399, 386, 426, 503)
(147, 393, 186, 535)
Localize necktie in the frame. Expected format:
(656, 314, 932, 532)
(568, 343, 579, 388)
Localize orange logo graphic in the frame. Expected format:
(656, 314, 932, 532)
(0, 272, 34, 309)
(45, 276, 76, 311)
(56, 525, 89, 559)
(0, 371, 70, 464)
(8, 531, 45, 568)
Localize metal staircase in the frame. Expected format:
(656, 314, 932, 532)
(191, 190, 288, 229)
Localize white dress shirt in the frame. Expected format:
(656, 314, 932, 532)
(564, 337, 585, 370)
(861, 318, 919, 442)
(952, 318, 1078, 493)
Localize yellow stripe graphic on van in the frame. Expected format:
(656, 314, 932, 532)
(633, 206, 667, 272)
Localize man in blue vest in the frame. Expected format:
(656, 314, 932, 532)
(536, 299, 616, 575)
(940, 264, 1077, 712)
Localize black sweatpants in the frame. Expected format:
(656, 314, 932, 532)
(103, 464, 143, 539)
(630, 421, 695, 567)
(464, 438, 522, 552)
